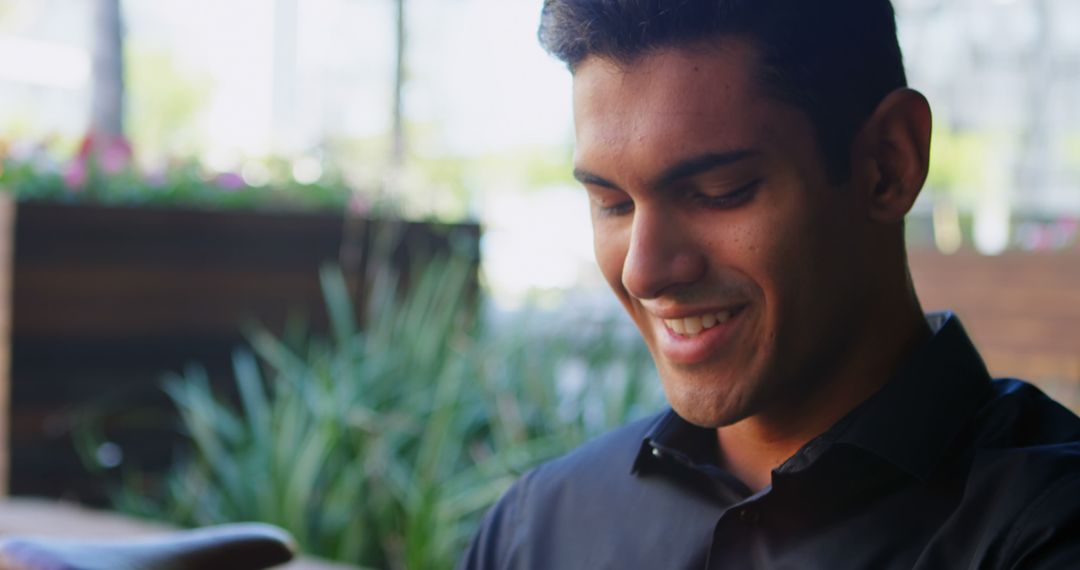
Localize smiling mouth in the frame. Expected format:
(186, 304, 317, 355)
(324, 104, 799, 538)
(663, 305, 746, 337)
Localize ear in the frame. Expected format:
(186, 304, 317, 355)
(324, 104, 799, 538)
(853, 88, 932, 223)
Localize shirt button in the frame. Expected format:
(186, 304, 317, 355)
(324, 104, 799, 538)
(651, 448, 664, 459)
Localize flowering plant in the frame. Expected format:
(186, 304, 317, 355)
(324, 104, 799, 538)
(0, 136, 351, 212)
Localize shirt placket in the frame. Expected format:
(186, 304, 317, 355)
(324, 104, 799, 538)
(705, 489, 770, 569)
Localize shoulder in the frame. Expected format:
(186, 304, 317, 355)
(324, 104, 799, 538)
(502, 411, 665, 522)
(492, 409, 664, 524)
(995, 458, 1080, 568)
(456, 411, 666, 570)
(966, 378, 1080, 500)
(959, 379, 1080, 566)
(974, 378, 1080, 448)
(529, 411, 662, 486)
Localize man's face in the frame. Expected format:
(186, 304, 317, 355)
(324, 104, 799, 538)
(572, 42, 872, 428)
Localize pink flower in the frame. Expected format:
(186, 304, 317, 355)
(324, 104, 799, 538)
(214, 172, 245, 191)
(99, 142, 131, 174)
(63, 130, 133, 190)
(63, 160, 87, 190)
(348, 191, 373, 215)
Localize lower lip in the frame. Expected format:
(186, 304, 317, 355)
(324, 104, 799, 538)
(655, 306, 748, 365)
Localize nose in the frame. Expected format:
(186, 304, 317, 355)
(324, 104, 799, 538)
(621, 206, 706, 300)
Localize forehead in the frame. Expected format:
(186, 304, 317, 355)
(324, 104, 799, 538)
(572, 42, 801, 176)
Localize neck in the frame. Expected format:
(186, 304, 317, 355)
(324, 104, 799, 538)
(716, 277, 931, 492)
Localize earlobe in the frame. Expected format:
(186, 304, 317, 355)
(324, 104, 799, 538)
(860, 88, 932, 223)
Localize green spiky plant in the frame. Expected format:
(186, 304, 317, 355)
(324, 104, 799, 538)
(115, 252, 661, 569)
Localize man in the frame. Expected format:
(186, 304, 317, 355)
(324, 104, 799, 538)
(460, 1, 1080, 568)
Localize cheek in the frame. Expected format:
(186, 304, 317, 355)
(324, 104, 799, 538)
(750, 194, 855, 344)
(716, 208, 789, 283)
(729, 195, 817, 319)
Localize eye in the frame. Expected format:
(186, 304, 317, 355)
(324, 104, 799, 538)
(597, 199, 634, 217)
(690, 179, 761, 209)
(586, 187, 634, 218)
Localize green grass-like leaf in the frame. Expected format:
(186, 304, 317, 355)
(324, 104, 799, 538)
(114, 252, 662, 569)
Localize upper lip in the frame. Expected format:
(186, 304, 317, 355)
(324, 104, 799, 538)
(644, 303, 748, 320)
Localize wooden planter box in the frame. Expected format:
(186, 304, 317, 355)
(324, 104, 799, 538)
(4, 201, 479, 503)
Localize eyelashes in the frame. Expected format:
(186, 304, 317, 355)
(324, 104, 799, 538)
(594, 179, 762, 218)
(689, 179, 761, 209)
(597, 200, 634, 217)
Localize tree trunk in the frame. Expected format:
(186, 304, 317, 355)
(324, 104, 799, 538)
(90, 0, 125, 139)
(390, 0, 406, 178)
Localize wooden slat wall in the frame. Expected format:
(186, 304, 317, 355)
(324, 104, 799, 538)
(908, 248, 1080, 411)
(8, 202, 479, 503)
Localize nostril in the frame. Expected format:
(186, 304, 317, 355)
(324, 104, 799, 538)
(624, 250, 707, 300)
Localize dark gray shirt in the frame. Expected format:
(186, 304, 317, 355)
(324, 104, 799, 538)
(459, 314, 1080, 569)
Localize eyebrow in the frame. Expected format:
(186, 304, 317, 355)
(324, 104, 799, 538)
(573, 149, 760, 192)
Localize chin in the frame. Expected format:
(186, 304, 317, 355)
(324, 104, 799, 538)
(661, 371, 759, 429)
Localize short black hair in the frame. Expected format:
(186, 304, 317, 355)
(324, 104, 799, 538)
(538, 0, 908, 180)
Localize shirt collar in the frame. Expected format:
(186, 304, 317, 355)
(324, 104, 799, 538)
(812, 312, 994, 481)
(632, 409, 716, 475)
(633, 312, 994, 483)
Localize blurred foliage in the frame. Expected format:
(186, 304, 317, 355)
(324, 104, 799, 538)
(925, 121, 1000, 208)
(127, 43, 214, 158)
(0, 152, 352, 212)
(0, 130, 572, 219)
(112, 253, 660, 569)
(403, 145, 574, 220)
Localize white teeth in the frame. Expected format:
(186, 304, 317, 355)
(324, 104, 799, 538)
(701, 313, 717, 328)
(684, 316, 703, 335)
(664, 309, 739, 337)
(668, 318, 686, 334)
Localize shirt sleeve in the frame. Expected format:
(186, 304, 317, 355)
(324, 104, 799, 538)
(1003, 474, 1080, 569)
(456, 474, 528, 570)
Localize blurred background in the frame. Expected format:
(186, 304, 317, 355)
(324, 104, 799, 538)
(0, 0, 1076, 568)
